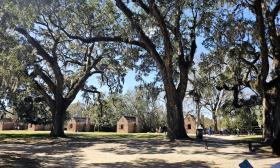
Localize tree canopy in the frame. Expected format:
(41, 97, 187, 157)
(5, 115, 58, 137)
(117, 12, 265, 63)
(0, 0, 125, 136)
(0, 0, 280, 155)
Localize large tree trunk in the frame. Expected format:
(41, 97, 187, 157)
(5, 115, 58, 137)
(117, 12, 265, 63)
(165, 87, 188, 140)
(271, 90, 280, 155)
(51, 111, 65, 137)
(50, 102, 66, 137)
(262, 94, 273, 141)
(212, 111, 218, 133)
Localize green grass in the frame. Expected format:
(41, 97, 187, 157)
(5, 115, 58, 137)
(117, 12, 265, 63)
(0, 130, 165, 140)
(234, 135, 263, 142)
(73, 132, 165, 140)
(0, 130, 263, 142)
(0, 130, 50, 139)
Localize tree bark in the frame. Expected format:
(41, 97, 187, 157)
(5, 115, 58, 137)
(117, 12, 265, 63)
(50, 101, 67, 137)
(196, 101, 201, 128)
(212, 111, 218, 133)
(271, 89, 280, 155)
(165, 86, 188, 140)
(262, 94, 273, 141)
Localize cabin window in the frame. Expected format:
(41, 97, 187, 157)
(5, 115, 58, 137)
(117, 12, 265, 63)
(187, 124, 191, 129)
(69, 124, 73, 129)
(120, 124, 124, 129)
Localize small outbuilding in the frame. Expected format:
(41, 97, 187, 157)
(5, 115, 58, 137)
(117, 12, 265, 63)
(67, 117, 90, 132)
(117, 116, 138, 133)
(28, 123, 51, 131)
(0, 118, 15, 130)
(184, 114, 197, 134)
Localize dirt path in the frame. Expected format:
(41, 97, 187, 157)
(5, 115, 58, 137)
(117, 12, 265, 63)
(0, 135, 279, 168)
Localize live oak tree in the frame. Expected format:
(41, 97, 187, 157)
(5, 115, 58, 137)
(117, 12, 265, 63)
(125, 86, 163, 132)
(0, 34, 53, 124)
(204, 0, 280, 155)
(54, 0, 217, 140)
(0, 33, 21, 116)
(219, 106, 259, 132)
(0, 30, 39, 123)
(196, 58, 230, 133)
(0, 14, 20, 115)
(188, 66, 229, 133)
(0, 1, 124, 137)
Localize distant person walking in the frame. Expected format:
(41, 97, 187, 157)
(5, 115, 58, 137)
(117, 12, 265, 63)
(161, 125, 167, 135)
(208, 127, 212, 135)
(236, 128, 240, 136)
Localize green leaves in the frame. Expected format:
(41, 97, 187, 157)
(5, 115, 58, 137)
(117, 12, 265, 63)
(0, 0, 131, 128)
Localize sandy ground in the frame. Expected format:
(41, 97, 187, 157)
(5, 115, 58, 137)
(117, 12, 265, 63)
(0, 134, 279, 168)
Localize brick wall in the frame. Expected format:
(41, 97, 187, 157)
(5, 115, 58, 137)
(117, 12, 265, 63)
(184, 115, 197, 134)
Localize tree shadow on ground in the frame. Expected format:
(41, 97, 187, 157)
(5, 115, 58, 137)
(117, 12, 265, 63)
(96, 137, 277, 161)
(96, 137, 211, 155)
(81, 158, 213, 168)
(0, 135, 277, 167)
(184, 137, 278, 160)
(0, 137, 179, 167)
(98, 139, 178, 155)
(0, 153, 41, 168)
(0, 137, 100, 168)
(0, 137, 203, 167)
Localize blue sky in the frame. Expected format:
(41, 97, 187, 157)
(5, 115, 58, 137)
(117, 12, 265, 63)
(73, 36, 211, 116)
(74, 36, 206, 98)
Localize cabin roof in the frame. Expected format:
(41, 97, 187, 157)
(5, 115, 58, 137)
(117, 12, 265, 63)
(123, 116, 136, 122)
(71, 117, 88, 122)
(185, 113, 196, 120)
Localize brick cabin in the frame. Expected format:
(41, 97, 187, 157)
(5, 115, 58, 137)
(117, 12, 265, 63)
(117, 116, 138, 133)
(184, 114, 197, 134)
(28, 123, 51, 131)
(0, 118, 15, 130)
(67, 117, 90, 132)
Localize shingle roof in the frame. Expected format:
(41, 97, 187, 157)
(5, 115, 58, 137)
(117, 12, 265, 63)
(185, 113, 196, 119)
(72, 117, 88, 122)
(123, 116, 136, 122)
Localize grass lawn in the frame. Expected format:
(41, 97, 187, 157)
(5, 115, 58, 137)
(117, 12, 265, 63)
(0, 130, 263, 143)
(234, 134, 263, 142)
(0, 130, 165, 140)
(75, 131, 165, 140)
(0, 130, 50, 139)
